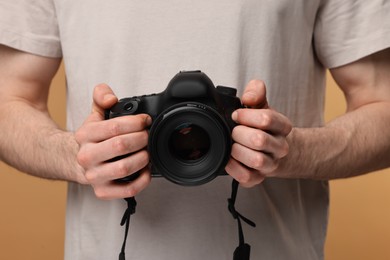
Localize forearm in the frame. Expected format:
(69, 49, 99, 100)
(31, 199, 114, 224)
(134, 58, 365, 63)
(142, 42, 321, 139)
(0, 100, 85, 183)
(281, 101, 390, 180)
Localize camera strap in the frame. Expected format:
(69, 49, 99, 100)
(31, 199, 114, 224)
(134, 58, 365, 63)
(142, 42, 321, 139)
(119, 197, 137, 260)
(228, 179, 256, 260)
(118, 179, 255, 260)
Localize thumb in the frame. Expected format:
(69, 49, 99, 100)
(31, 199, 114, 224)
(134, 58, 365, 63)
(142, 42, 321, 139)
(91, 83, 118, 116)
(241, 80, 269, 109)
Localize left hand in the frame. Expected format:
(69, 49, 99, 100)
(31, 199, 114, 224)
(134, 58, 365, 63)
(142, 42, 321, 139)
(225, 80, 292, 187)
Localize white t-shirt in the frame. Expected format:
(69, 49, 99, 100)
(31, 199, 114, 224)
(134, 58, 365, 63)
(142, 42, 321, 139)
(1, 1, 389, 259)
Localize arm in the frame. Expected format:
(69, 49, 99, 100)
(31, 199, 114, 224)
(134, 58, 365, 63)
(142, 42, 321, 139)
(0, 45, 83, 182)
(0, 45, 151, 199)
(227, 48, 390, 185)
(307, 48, 390, 179)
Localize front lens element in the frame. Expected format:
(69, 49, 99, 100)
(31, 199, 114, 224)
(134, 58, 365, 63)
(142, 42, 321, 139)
(169, 123, 210, 162)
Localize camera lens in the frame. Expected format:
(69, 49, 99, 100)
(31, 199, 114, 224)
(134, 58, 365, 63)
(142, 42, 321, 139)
(148, 103, 232, 186)
(169, 123, 210, 162)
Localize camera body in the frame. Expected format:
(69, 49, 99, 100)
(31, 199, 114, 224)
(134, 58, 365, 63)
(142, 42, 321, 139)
(105, 71, 242, 186)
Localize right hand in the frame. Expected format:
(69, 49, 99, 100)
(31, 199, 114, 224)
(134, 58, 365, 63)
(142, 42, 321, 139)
(75, 84, 152, 200)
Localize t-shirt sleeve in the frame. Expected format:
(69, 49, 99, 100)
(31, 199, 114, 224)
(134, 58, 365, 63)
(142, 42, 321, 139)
(314, 0, 390, 69)
(0, 1, 62, 58)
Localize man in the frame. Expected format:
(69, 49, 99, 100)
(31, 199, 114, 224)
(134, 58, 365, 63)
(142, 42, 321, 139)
(0, 1, 389, 259)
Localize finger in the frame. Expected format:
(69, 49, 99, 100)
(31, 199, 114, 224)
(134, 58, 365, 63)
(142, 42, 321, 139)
(93, 167, 151, 200)
(84, 150, 149, 183)
(231, 142, 278, 173)
(232, 125, 289, 159)
(232, 108, 292, 136)
(241, 80, 269, 108)
(81, 84, 118, 124)
(77, 130, 149, 168)
(92, 84, 118, 116)
(76, 114, 152, 144)
(225, 158, 265, 188)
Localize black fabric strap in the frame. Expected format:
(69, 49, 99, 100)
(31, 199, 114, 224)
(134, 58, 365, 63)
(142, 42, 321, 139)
(117, 180, 255, 260)
(119, 197, 137, 260)
(228, 180, 256, 260)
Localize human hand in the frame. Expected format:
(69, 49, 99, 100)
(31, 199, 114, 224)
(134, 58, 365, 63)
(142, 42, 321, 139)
(75, 84, 152, 199)
(226, 80, 292, 187)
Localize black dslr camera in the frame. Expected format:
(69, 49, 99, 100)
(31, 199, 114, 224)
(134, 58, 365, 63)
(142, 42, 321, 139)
(105, 71, 242, 186)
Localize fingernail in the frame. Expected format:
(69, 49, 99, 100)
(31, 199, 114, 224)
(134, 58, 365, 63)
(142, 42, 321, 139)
(243, 91, 257, 101)
(103, 93, 116, 102)
(145, 115, 152, 126)
(231, 111, 238, 121)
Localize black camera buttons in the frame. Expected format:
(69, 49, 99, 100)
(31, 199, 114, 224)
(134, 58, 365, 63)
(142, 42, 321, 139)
(123, 100, 138, 113)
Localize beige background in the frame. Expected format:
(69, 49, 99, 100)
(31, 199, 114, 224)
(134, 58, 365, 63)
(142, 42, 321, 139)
(0, 66, 389, 259)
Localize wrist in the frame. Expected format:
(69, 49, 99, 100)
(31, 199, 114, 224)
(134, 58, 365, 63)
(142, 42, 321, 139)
(64, 131, 88, 184)
(276, 125, 351, 180)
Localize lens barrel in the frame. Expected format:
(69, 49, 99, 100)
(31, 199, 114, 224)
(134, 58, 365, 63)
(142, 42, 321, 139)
(149, 103, 231, 186)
